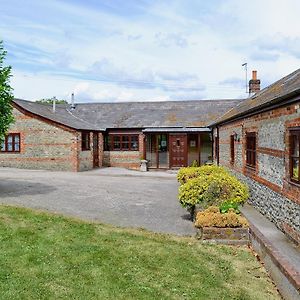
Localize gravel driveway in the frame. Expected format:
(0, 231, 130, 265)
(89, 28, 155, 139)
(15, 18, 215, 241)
(0, 167, 195, 236)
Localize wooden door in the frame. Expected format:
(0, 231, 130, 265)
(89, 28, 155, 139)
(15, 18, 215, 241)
(93, 133, 99, 168)
(169, 134, 187, 167)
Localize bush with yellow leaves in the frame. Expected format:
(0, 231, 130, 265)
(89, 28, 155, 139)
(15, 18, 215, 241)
(177, 165, 227, 185)
(178, 165, 249, 212)
(195, 206, 249, 228)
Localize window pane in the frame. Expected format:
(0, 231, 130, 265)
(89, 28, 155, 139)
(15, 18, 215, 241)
(82, 132, 90, 150)
(292, 158, 299, 180)
(7, 135, 13, 143)
(246, 134, 256, 167)
(104, 135, 111, 151)
(130, 136, 138, 151)
(1, 141, 5, 151)
(7, 143, 13, 151)
(122, 136, 129, 150)
(14, 142, 20, 152)
(292, 135, 299, 157)
(113, 136, 121, 150)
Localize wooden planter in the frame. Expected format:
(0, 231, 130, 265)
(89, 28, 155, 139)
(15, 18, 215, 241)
(196, 227, 249, 245)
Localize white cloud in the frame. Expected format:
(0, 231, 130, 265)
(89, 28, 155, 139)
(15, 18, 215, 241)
(2, 0, 300, 102)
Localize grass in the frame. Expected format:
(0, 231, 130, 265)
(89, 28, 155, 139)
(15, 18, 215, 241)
(0, 205, 279, 300)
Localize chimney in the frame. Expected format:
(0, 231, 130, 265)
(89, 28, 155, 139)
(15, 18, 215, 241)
(52, 96, 56, 113)
(249, 70, 260, 94)
(71, 92, 75, 110)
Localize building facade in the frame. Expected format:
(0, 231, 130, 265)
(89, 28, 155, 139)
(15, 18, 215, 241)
(212, 69, 300, 244)
(0, 98, 239, 171)
(1, 68, 300, 243)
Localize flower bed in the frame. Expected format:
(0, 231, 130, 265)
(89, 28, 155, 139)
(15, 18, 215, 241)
(195, 206, 249, 245)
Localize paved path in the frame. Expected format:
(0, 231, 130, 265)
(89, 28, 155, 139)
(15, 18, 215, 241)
(0, 167, 195, 236)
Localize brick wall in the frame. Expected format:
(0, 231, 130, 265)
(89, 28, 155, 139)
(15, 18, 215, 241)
(0, 108, 78, 171)
(214, 100, 300, 244)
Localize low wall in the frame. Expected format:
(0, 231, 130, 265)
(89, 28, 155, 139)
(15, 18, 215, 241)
(103, 151, 141, 169)
(249, 224, 300, 300)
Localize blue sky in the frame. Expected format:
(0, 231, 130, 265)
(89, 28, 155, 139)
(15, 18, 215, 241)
(1, 0, 300, 102)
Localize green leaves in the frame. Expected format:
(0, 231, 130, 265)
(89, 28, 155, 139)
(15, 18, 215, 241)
(178, 165, 249, 212)
(0, 40, 14, 142)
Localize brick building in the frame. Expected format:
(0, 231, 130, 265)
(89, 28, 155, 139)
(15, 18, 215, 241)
(1, 68, 300, 243)
(0, 98, 240, 171)
(211, 69, 300, 244)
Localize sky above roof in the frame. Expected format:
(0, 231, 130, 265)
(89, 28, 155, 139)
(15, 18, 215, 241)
(1, 0, 300, 103)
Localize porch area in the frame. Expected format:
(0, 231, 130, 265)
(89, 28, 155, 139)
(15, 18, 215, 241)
(143, 128, 213, 169)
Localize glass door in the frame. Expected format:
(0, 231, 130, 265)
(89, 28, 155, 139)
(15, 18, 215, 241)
(158, 134, 169, 168)
(146, 134, 169, 168)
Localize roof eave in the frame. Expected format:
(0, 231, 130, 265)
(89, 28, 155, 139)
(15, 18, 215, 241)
(210, 88, 300, 127)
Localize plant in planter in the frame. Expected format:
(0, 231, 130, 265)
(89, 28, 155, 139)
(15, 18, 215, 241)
(194, 206, 249, 243)
(178, 165, 249, 219)
(195, 206, 249, 228)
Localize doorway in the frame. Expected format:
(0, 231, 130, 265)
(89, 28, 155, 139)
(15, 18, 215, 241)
(93, 132, 99, 168)
(146, 134, 169, 168)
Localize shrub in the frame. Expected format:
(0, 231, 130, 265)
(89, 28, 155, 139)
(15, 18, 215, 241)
(178, 165, 249, 212)
(177, 165, 227, 185)
(191, 160, 199, 167)
(195, 206, 249, 228)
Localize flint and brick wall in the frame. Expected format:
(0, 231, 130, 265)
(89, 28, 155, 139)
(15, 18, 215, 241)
(0, 108, 78, 171)
(214, 100, 300, 244)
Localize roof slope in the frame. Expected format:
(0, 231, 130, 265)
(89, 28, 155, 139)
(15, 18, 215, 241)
(13, 99, 241, 130)
(212, 68, 300, 125)
(13, 99, 100, 130)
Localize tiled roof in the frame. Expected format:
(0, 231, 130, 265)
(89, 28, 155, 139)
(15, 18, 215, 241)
(13, 99, 100, 130)
(13, 98, 241, 130)
(212, 68, 300, 125)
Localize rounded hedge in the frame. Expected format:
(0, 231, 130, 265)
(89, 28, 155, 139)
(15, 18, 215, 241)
(177, 165, 227, 185)
(178, 165, 249, 211)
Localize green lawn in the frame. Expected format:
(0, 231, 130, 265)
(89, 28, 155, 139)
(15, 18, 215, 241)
(0, 206, 279, 300)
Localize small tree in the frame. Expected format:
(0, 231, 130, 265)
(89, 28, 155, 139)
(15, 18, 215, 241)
(0, 41, 14, 142)
(36, 98, 68, 105)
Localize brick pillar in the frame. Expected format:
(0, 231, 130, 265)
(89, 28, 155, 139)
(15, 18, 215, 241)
(98, 132, 104, 167)
(139, 133, 145, 160)
(74, 131, 81, 171)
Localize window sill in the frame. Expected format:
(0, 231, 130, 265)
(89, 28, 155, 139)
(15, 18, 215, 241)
(0, 151, 20, 154)
(245, 165, 257, 175)
(104, 149, 139, 152)
(287, 180, 300, 188)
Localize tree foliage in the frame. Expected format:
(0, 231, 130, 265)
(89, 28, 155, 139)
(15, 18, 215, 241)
(0, 41, 14, 142)
(36, 98, 68, 105)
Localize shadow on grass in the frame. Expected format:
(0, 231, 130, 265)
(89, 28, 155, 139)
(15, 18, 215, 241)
(0, 179, 56, 197)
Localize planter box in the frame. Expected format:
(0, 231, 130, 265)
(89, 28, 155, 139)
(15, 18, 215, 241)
(196, 227, 249, 245)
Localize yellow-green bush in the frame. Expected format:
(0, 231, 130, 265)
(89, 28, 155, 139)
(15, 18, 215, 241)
(195, 206, 249, 228)
(177, 165, 227, 185)
(178, 165, 249, 210)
